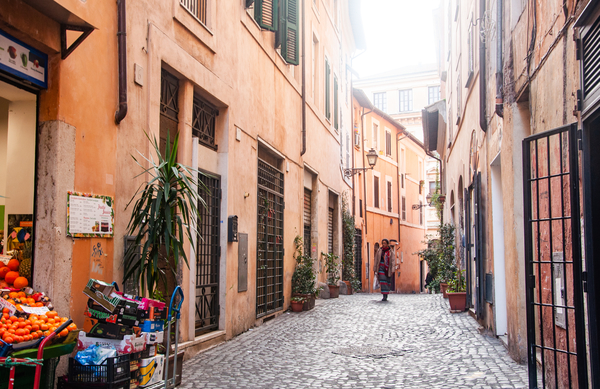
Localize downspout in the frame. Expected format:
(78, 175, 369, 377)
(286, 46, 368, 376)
(479, 0, 487, 132)
(361, 108, 372, 235)
(300, 0, 307, 156)
(115, 0, 128, 125)
(351, 102, 356, 217)
(495, 0, 504, 118)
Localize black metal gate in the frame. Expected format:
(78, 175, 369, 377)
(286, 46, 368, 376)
(523, 123, 588, 388)
(195, 172, 220, 336)
(354, 229, 362, 289)
(256, 159, 284, 318)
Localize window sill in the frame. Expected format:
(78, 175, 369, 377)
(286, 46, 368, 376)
(174, 2, 216, 54)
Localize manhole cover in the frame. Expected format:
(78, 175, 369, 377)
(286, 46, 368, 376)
(332, 345, 413, 359)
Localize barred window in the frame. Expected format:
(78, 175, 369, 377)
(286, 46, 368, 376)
(180, 0, 208, 25)
(192, 94, 219, 150)
(401, 196, 406, 220)
(387, 181, 392, 212)
(374, 176, 380, 208)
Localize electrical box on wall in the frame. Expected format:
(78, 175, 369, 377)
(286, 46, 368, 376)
(228, 215, 238, 242)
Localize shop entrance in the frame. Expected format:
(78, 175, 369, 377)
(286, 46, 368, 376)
(0, 78, 37, 290)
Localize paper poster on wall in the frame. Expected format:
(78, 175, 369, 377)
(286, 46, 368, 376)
(67, 192, 114, 238)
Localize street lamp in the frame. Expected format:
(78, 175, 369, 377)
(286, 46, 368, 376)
(412, 193, 434, 210)
(344, 148, 379, 178)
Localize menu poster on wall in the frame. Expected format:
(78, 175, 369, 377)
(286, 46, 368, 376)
(67, 192, 114, 238)
(0, 29, 48, 89)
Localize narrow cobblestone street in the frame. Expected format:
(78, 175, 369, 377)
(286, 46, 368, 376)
(181, 294, 529, 388)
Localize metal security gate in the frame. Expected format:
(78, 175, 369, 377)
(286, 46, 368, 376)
(256, 159, 284, 318)
(523, 123, 588, 388)
(195, 172, 220, 335)
(354, 229, 362, 289)
(303, 188, 311, 256)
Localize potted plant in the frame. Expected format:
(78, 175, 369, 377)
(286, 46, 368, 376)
(341, 194, 359, 294)
(123, 132, 205, 298)
(417, 223, 456, 297)
(291, 236, 318, 310)
(323, 252, 341, 298)
(290, 296, 305, 312)
(447, 269, 467, 312)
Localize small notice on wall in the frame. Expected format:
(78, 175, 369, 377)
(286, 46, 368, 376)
(67, 192, 114, 238)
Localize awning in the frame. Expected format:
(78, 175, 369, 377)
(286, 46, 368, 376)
(353, 88, 374, 110)
(21, 0, 96, 59)
(421, 100, 447, 154)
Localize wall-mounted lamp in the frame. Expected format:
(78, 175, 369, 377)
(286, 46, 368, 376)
(343, 148, 379, 178)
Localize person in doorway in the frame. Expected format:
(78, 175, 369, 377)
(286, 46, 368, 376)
(373, 239, 395, 301)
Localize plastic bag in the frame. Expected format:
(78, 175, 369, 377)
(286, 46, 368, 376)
(373, 276, 380, 290)
(75, 344, 117, 366)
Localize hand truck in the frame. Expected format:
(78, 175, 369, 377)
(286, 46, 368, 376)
(163, 286, 184, 389)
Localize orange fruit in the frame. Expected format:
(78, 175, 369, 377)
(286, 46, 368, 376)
(9, 316, 17, 323)
(16, 292, 25, 298)
(8, 292, 17, 299)
(0, 267, 10, 280)
(59, 329, 68, 337)
(4, 336, 13, 344)
(13, 277, 28, 289)
(6, 259, 19, 272)
(67, 323, 77, 331)
(4, 272, 19, 285)
(46, 311, 58, 318)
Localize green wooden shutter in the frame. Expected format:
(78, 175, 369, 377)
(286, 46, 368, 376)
(334, 75, 339, 129)
(281, 0, 299, 65)
(325, 59, 331, 119)
(255, 0, 278, 31)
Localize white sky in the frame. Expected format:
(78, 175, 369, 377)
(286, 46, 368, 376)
(352, 0, 441, 79)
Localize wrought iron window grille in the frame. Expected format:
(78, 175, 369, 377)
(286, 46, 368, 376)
(192, 95, 219, 150)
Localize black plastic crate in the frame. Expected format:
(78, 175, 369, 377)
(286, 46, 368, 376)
(58, 376, 130, 389)
(68, 354, 130, 384)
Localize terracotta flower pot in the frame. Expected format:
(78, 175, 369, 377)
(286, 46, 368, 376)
(448, 292, 467, 312)
(328, 285, 340, 298)
(440, 282, 449, 298)
(293, 293, 315, 311)
(343, 281, 353, 295)
(291, 301, 304, 312)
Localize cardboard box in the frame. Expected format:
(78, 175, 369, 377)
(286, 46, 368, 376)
(143, 331, 164, 345)
(83, 317, 133, 340)
(83, 279, 121, 312)
(140, 320, 164, 333)
(85, 298, 147, 327)
(140, 343, 157, 359)
(77, 331, 146, 354)
(139, 354, 164, 387)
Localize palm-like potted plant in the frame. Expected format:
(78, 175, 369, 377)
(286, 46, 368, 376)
(323, 252, 341, 298)
(447, 269, 467, 312)
(123, 132, 205, 299)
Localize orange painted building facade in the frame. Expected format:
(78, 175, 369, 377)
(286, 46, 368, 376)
(352, 89, 427, 294)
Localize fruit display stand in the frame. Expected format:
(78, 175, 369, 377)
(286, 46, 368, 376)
(0, 319, 75, 389)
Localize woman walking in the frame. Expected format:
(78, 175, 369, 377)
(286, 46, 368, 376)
(373, 239, 395, 301)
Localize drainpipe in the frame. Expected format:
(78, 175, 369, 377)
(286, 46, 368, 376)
(360, 107, 372, 235)
(300, 0, 307, 156)
(495, 0, 504, 118)
(115, 0, 128, 124)
(479, 0, 487, 132)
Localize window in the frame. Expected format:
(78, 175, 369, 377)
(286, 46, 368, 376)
(181, 0, 207, 24)
(429, 181, 437, 195)
(385, 131, 392, 156)
(372, 123, 379, 150)
(312, 36, 318, 102)
(160, 69, 179, 154)
(325, 57, 331, 119)
(428, 86, 440, 104)
(373, 92, 387, 112)
(192, 93, 218, 150)
(419, 202, 423, 225)
(334, 75, 339, 130)
(456, 76, 462, 123)
(401, 174, 404, 189)
(374, 176, 380, 208)
(359, 199, 363, 217)
(251, 0, 299, 65)
(399, 89, 413, 112)
(387, 181, 393, 212)
(466, 21, 474, 87)
(304, 189, 312, 256)
(328, 207, 334, 253)
(401, 196, 406, 220)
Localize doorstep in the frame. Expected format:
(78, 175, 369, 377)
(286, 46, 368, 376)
(178, 330, 226, 361)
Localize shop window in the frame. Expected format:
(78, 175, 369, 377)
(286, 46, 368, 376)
(0, 79, 37, 289)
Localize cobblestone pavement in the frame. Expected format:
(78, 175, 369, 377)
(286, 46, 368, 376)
(180, 293, 529, 388)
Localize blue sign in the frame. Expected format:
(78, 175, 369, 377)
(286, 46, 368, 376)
(0, 29, 48, 89)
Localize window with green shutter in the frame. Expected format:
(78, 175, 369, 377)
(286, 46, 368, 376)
(325, 58, 331, 120)
(280, 0, 299, 65)
(334, 75, 339, 130)
(254, 0, 278, 31)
